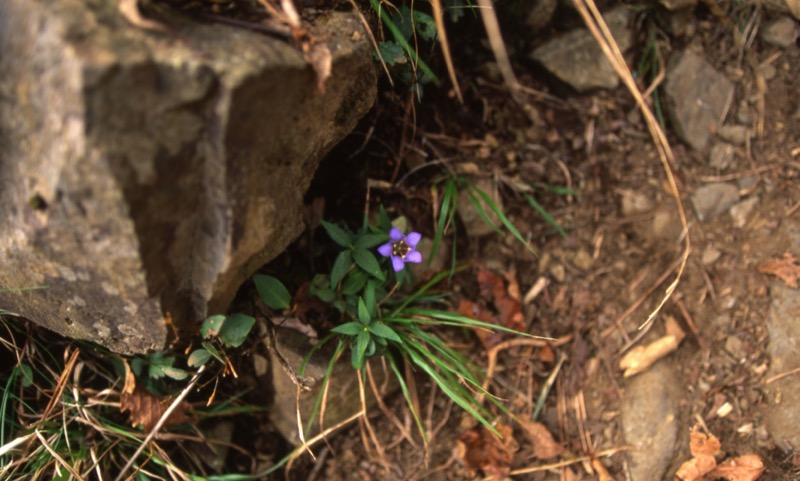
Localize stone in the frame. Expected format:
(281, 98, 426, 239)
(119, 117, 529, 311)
(530, 7, 632, 92)
(267, 326, 391, 445)
(0, 0, 376, 354)
(526, 0, 558, 31)
(761, 16, 799, 47)
(729, 196, 759, 228)
(457, 178, 504, 238)
(717, 125, 752, 146)
(692, 183, 740, 222)
(621, 360, 681, 481)
(664, 50, 735, 151)
(709, 142, 736, 170)
(764, 282, 800, 451)
(762, 0, 800, 20)
(725, 335, 746, 361)
(701, 244, 722, 265)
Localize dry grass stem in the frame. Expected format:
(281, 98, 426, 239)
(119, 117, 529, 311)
(573, 0, 690, 333)
(113, 365, 206, 481)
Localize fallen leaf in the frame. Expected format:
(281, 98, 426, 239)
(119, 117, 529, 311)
(120, 364, 194, 432)
(459, 268, 526, 350)
(675, 428, 721, 481)
(708, 454, 765, 481)
(619, 318, 685, 377)
(517, 419, 563, 459)
(757, 252, 800, 288)
(118, 0, 169, 32)
(455, 424, 518, 479)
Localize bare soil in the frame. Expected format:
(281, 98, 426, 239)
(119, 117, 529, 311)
(269, 4, 800, 481)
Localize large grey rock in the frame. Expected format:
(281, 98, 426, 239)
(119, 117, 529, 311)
(621, 361, 681, 481)
(764, 282, 800, 451)
(691, 183, 740, 222)
(0, 0, 376, 354)
(530, 6, 632, 93)
(664, 50, 734, 151)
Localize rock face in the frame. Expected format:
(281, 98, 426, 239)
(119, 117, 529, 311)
(664, 50, 734, 151)
(621, 360, 681, 481)
(764, 282, 800, 451)
(530, 6, 632, 93)
(0, 0, 376, 354)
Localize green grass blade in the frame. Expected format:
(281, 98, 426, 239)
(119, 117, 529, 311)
(466, 181, 536, 255)
(429, 178, 457, 267)
(522, 193, 567, 238)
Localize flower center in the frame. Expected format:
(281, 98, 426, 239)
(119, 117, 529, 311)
(391, 240, 411, 259)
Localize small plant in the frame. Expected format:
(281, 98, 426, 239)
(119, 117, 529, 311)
(253, 203, 548, 450)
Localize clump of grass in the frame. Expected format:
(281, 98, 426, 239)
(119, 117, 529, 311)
(0, 318, 266, 480)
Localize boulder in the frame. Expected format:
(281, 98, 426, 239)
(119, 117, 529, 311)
(0, 0, 376, 354)
(664, 50, 734, 151)
(530, 6, 632, 93)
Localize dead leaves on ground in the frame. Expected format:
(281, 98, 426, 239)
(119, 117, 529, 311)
(619, 315, 685, 377)
(456, 421, 564, 479)
(119, 360, 194, 432)
(457, 267, 526, 350)
(675, 428, 764, 481)
(757, 252, 800, 288)
(457, 424, 519, 479)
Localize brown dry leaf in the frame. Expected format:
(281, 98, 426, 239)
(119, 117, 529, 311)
(118, 0, 169, 32)
(591, 457, 614, 481)
(517, 419, 563, 459)
(757, 252, 800, 288)
(619, 334, 683, 377)
(455, 424, 518, 479)
(460, 267, 526, 350)
(708, 454, 765, 481)
(675, 429, 721, 481)
(120, 365, 194, 432)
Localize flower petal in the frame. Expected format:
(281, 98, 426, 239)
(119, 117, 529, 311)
(391, 256, 405, 272)
(405, 250, 422, 263)
(405, 232, 422, 248)
(377, 242, 393, 257)
(389, 227, 404, 242)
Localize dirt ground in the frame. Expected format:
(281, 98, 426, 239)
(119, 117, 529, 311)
(4, 2, 798, 481)
(268, 4, 800, 481)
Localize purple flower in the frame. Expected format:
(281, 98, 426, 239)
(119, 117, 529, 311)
(377, 227, 423, 272)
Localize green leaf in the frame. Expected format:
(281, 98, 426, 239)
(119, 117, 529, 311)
(218, 313, 256, 348)
(188, 349, 212, 368)
(352, 330, 371, 369)
(162, 366, 189, 381)
(202, 341, 224, 363)
(368, 323, 401, 342)
(148, 354, 176, 380)
(201, 314, 226, 338)
(331, 321, 365, 336)
(364, 280, 377, 317)
(310, 275, 336, 302)
(412, 10, 437, 42)
(341, 269, 369, 296)
(430, 178, 457, 266)
(353, 248, 385, 281)
(320, 220, 352, 247)
(357, 297, 371, 325)
(330, 250, 353, 288)
(354, 233, 388, 249)
(253, 275, 291, 310)
(18, 363, 33, 387)
(377, 41, 407, 65)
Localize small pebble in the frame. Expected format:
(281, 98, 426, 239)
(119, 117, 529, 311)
(716, 125, 751, 146)
(702, 244, 722, 265)
(725, 336, 746, 360)
(709, 142, 736, 170)
(730, 196, 759, 228)
(761, 16, 799, 48)
(550, 264, 566, 283)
